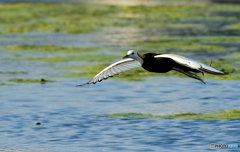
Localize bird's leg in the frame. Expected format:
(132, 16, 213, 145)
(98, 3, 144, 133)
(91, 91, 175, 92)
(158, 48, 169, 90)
(172, 67, 206, 84)
(201, 72, 204, 82)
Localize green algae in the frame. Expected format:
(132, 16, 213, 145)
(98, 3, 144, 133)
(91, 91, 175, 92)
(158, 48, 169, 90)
(1, 2, 239, 81)
(7, 78, 55, 83)
(0, 3, 238, 35)
(115, 4, 237, 28)
(25, 57, 67, 63)
(102, 109, 240, 120)
(133, 41, 226, 52)
(131, 35, 236, 53)
(23, 53, 122, 63)
(150, 36, 240, 45)
(225, 52, 240, 59)
(227, 23, 240, 30)
(1, 45, 99, 53)
(0, 71, 27, 74)
(67, 53, 122, 62)
(0, 3, 118, 34)
(209, 4, 240, 12)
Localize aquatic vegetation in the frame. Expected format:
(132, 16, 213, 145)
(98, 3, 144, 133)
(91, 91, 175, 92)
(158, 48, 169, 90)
(0, 2, 239, 35)
(132, 41, 226, 52)
(66, 53, 122, 62)
(149, 36, 240, 45)
(1, 45, 99, 53)
(1, 2, 239, 81)
(0, 3, 119, 34)
(225, 52, 240, 59)
(115, 4, 238, 28)
(227, 23, 240, 30)
(7, 78, 55, 83)
(103, 109, 240, 120)
(22, 53, 122, 63)
(25, 57, 67, 63)
(0, 71, 27, 74)
(131, 35, 240, 53)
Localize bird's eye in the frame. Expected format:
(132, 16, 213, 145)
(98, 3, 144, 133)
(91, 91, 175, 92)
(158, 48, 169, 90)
(132, 53, 134, 55)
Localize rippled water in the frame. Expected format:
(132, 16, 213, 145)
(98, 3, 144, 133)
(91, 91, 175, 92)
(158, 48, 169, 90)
(0, 76, 240, 152)
(1, 1, 240, 151)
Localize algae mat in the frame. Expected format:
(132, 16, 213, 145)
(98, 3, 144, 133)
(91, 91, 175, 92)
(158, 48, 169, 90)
(103, 109, 240, 120)
(1, 2, 240, 82)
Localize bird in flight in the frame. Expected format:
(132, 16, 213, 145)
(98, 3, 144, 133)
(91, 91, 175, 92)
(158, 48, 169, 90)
(77, 50, 227, 87)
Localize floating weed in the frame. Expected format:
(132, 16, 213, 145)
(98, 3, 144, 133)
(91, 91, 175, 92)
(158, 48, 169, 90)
(227, 23, 240, 30)
(0, 3, 118, 34)
(133, 39, 227, 52)
(225, 52, 240, 59)
(66, 53, 122, 62)
(12, 54, 21, 58)
(23, 53, 122, 63)
(0, 3, 238, 35)
(62, 64, 108, 78)
(0, 71, 27, 74)
(25, 57, 67, 63)
(150, 36, 240, 45)
(102, 109, 240, 120)
(1, 45, 99, 53)
(7, 78, 55, 83)
(116, 4, 236, 28)
(200, 128, 220, 130)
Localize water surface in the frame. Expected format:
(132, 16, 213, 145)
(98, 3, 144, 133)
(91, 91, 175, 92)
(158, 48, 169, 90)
(0, 77, 240, 151)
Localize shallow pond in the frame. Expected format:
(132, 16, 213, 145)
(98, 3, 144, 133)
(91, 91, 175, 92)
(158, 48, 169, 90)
(0, 77, 240, 151)
(0, 0, 240, 151)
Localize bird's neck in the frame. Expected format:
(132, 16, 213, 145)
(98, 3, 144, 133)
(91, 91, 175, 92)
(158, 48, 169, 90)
(136, 53, 144, 65)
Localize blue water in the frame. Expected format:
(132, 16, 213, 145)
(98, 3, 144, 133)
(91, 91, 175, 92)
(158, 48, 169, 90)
(0, 76, 240, 152)
(0, 0, 240, 150)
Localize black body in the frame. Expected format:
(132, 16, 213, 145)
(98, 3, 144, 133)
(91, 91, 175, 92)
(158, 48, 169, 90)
(142, 53, 199, 73)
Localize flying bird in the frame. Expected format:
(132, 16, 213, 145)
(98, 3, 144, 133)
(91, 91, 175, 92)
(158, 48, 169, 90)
(77, 50, 227, 86)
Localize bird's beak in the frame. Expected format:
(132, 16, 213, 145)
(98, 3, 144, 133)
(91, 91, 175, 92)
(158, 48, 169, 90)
(123, 55, 130, 59)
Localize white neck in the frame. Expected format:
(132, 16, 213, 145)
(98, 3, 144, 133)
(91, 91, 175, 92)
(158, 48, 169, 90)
(135, 55, 144, 65)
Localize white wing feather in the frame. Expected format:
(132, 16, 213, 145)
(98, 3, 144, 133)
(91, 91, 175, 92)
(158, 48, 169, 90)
(154, 54, 225, 75)
(77, 58, 141, 86)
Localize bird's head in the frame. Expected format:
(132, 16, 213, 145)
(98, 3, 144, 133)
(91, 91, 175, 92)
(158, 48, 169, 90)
(123, 50, 144, 65)
(123, 50, 138, 59)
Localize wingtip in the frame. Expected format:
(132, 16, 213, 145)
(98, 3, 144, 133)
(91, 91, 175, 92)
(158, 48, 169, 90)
(76, 83, 88, 87)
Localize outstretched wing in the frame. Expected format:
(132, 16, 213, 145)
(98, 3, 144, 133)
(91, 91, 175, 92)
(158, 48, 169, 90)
(154, 54, 226, 75)
(77, 58, 141, 87)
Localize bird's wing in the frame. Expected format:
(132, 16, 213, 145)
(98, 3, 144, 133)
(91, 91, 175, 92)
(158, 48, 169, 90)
(77, 58, 141, 87)
(154, 54, 226, 75)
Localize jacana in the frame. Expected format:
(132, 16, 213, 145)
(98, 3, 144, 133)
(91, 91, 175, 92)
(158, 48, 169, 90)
(77, 50, 227, 86)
